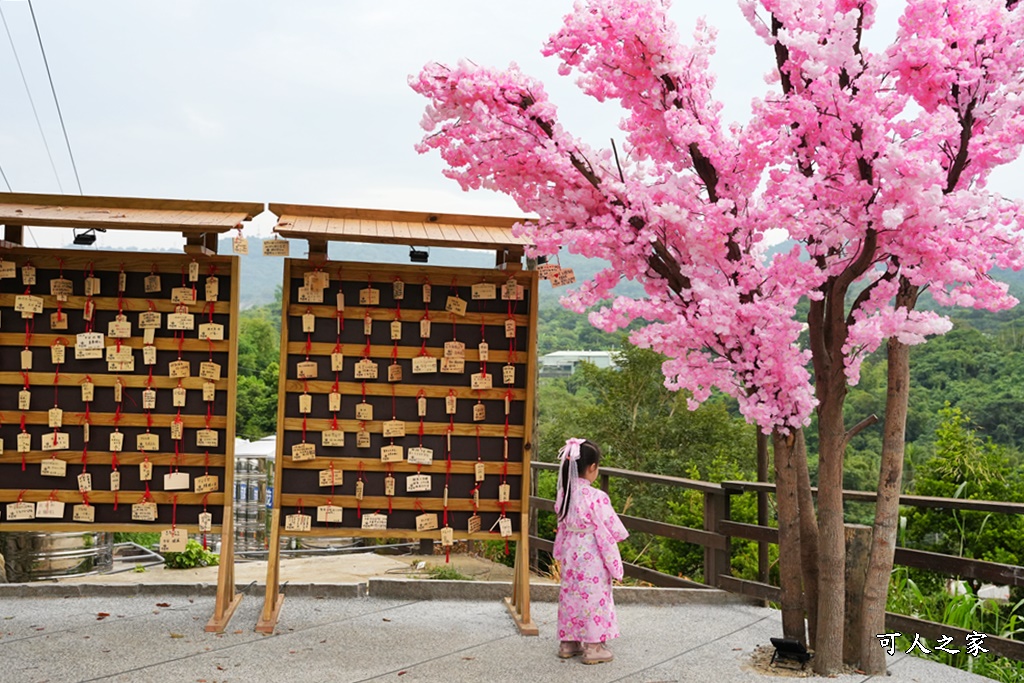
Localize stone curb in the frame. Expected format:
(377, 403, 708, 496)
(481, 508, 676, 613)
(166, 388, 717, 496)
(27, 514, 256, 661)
(0, 579, 757, 606)
(365, 578, 761, 605)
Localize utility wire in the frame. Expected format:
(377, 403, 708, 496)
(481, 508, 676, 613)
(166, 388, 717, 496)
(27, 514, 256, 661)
(27, 0, 82, 194)
(0, 164, 10, 191)
(0, 2, 64, 193)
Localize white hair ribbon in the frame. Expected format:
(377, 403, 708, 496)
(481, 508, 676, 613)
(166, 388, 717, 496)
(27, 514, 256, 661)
(558, 437, 585, 462)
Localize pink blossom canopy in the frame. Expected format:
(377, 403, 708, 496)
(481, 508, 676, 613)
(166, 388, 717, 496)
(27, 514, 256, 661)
(412, 0, 1024, 433)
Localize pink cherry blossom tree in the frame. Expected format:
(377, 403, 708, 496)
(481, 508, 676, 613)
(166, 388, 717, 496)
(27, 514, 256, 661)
(412, 0, 1024, 675)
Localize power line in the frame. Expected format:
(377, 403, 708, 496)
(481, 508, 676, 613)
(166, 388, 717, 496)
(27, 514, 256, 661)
(0, 162, 10, 191)
(27, 0, 82, 195)
(0, 2, 64, 192)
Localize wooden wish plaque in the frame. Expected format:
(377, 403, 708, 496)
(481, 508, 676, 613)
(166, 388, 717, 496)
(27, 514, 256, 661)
(0, 248, 240, 542)
(259, 258, 539, 633)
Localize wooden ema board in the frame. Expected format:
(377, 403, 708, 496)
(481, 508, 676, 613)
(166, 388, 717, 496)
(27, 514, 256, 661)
(0, 247, 243, 631)
(258, 260, 538, 635)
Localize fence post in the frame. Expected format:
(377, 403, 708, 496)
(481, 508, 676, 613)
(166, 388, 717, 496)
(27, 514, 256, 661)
(600, 473, 610, 495)
(757, 431, 770, 587)
(703, 488, 731, 588)
(529, 465, 539, 571)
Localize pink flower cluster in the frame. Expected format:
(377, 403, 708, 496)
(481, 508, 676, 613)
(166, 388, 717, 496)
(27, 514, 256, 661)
(412, 0, 1024, 433)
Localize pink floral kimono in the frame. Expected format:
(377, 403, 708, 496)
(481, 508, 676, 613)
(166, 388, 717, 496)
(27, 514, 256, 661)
(553, 480, 629, 643)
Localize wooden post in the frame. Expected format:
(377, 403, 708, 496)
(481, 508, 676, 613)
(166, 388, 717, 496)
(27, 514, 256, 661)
(703, 489, 730, 588)
(844, 524, 872, 667)
(756, 431, 770, 588)
(307, 240, 328, 258)
(205, 254, 243, 631)
(528, 464, 538, 573)
(184, 233, 216, 256)
(3, 224, 23, 245)
(256, 258, 294, 634)
(503, 272, 538, 636)
(496, 248, 524, 271)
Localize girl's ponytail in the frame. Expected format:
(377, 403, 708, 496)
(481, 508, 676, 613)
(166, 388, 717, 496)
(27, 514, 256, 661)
(556, 438, 601, 522)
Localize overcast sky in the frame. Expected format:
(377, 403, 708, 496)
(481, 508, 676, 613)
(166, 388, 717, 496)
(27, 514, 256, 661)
(0, 1, 1020, 249)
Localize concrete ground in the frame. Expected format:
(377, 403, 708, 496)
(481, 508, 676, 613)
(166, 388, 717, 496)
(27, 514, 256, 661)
(56, 552, 536, 587)
(0, 579, 993, 683)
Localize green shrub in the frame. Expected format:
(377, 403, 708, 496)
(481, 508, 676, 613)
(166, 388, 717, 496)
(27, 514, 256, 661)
(163, 539, 219, 569)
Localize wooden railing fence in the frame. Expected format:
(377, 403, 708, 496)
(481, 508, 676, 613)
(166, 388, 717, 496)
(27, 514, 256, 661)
(529, 461, 1024, 661)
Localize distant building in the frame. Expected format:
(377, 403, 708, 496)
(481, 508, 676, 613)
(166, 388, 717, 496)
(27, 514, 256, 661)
(540, 350, 616, 377)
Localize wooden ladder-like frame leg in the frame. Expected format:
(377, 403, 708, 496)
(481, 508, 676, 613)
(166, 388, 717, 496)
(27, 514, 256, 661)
(206, 523, 243, 632)
(503, 532, 538, 636)
(256, 508, 285, 633)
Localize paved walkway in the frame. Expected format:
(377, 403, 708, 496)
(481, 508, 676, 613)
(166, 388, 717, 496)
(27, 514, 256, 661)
(0, 583, 992, 683)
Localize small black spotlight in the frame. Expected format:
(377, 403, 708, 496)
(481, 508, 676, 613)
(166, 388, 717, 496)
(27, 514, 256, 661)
(409, 246, 429, 263)
(73, 229, 97, 246)
(769, 637, 811, 669)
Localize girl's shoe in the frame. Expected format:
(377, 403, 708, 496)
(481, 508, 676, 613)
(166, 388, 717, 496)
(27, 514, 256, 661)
(558, 641, 583, 659)
(582, 643, 614, 665)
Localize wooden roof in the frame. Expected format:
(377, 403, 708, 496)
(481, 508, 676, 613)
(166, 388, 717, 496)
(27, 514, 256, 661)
(270, 203, 533, 251)
(0, 192, 262, 234)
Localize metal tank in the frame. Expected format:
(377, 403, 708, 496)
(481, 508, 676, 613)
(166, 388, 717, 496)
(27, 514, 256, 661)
(233, 456, 269, 553)
(2, 531, 113, 582)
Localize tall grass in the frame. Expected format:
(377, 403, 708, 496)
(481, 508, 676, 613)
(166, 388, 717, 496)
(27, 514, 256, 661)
(888, 567, 1024, 682)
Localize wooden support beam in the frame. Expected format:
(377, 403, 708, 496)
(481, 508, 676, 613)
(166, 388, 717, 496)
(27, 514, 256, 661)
(204, 231, 219, 254)
(4, 224, 23, 245)
(496, 248, 524, 271)
(183, 232, 215, 256)
(307, 239, 328, 258)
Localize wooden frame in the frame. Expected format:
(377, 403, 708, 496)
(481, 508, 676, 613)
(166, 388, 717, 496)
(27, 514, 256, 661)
(0, 246, 243, 631)
(270, 203, 532, 257)
(258, 259, 537, 635)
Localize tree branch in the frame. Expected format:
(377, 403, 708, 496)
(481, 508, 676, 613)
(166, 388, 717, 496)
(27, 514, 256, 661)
(945, 97, 976, 194)
(844, 414, 879, 447)
(518, 93, 690, 295)
(846, 262, 896, 327)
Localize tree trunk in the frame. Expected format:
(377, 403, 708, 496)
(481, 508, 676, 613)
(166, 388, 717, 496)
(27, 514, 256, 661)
(859, 335, 911, 674)
(772, 429, 806, 644)
(813, 390, 847, 675)
(794, 430, 819, 648)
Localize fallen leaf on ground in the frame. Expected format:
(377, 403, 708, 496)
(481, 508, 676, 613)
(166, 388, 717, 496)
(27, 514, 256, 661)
(170, 633, 185, 639)
(398, 672, 407, 676)
(462, 657, 475, 660)
(156, 602, 171, 608)
(96, 613, 110, 620)
(233, 630, 243, 634)
(382, 618, 391, 622)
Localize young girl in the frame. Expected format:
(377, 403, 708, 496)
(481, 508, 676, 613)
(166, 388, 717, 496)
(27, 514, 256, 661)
(553, 438, 629, 665)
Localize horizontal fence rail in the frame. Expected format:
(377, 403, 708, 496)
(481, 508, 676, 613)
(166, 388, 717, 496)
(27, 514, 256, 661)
(529, 461, 1024, 662)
